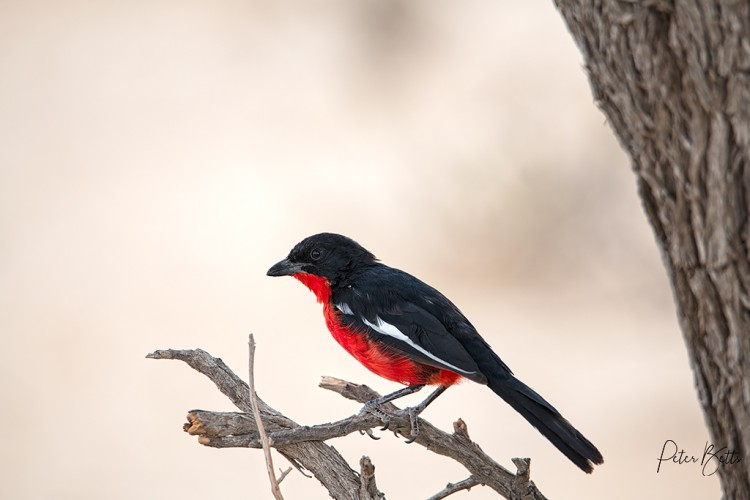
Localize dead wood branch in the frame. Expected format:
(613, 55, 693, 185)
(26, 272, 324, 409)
(147, 348, 362, 498)
(148, 347, 548, 499)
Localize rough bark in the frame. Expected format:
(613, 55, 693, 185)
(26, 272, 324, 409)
(147, 348, 548, 499)
(552, 1, 750, 497)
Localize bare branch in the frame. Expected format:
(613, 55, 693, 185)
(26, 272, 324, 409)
(427, 477, 481, 500)
(185, 409, 387, 448)
(147, 349, 362, 497)
(247, 335, 283, 500)
(149, 348, 549, 499)
(318, 377, 547, 499)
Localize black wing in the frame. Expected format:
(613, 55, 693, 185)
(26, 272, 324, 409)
(333, 267, 488, 384)
(336, 264, 603, 473)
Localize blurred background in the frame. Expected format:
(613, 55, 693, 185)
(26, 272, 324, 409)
(0, 1, 720, 499)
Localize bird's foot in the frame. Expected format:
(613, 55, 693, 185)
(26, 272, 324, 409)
(359, 402, 419, 443)
(397, 384, 448, 443)
(358, 385, 433, 442)
(395, 406, 420, 443)
(359, 399, 392, 431)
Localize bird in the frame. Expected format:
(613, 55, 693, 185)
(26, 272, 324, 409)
(267, 232, 603, 473)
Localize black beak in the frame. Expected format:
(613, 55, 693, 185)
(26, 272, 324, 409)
(267, 258, 305, 277)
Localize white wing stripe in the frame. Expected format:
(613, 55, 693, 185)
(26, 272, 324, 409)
(335, 303, 354, 315)
(361, 316, 475, 376)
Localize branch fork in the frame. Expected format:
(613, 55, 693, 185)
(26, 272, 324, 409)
(147, 347, 548, 499)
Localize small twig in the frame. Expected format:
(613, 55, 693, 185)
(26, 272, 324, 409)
(248, 335, 283, 500)
(427, 476, 481, 500)
(277, 467, 293, 484)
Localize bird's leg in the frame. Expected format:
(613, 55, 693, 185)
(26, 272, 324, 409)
(359, 385, 425, 431)
(401, 385, 449, 444)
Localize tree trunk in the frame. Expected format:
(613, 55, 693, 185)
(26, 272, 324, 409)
(552, 1, 750, 498)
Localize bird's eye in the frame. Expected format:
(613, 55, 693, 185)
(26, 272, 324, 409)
(310, 248, 323, 261)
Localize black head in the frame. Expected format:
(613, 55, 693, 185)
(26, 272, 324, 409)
(267, 233, 377, 283)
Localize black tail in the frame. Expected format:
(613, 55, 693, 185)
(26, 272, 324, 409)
(488, 374, 603, 473)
